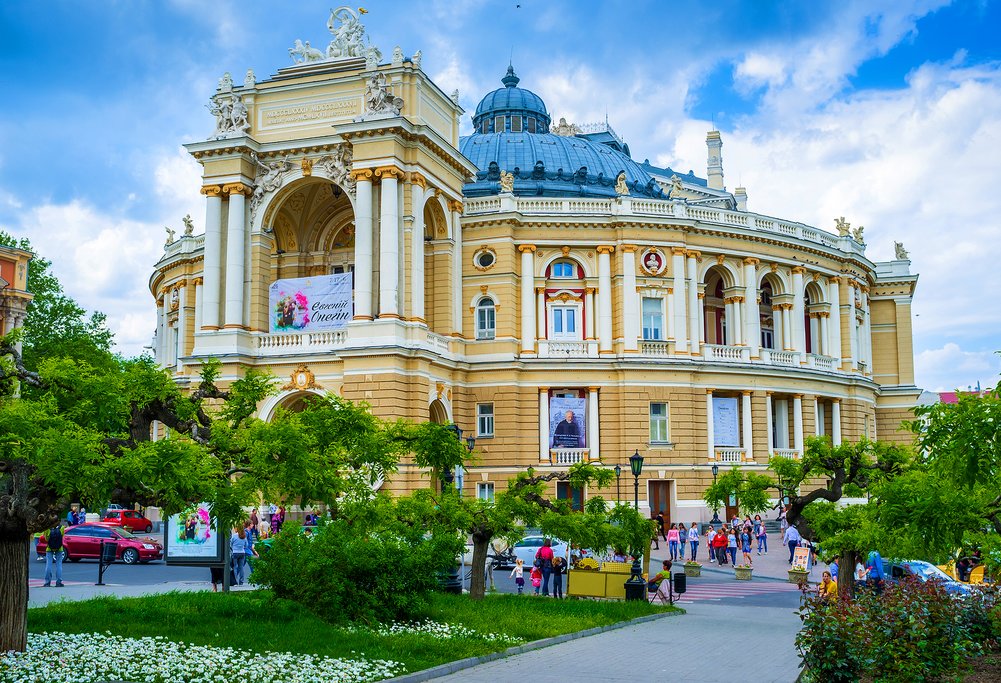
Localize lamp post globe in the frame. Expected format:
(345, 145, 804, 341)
(629, 450, 643, 511)
(710, 463, 722, 525)
(624, 449, 648, 601)
(614, 464, 622, 503)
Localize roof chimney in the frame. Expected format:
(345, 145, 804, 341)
(706, 130, 724, 190)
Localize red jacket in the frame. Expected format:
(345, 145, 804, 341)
(536, 546, 555, 563)
(711, 532, 728, 548)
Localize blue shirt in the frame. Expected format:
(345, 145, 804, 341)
(784, 526, 802, 544)
(230, 533, 247, 555)
(244, 534, 254, 555)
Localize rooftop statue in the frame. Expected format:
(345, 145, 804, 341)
(894, 241, 909, 260)
(326, 6, 366, 59)
(499, 171, 514, 193)
(852, 225, 865, 243)
(551, 117, 580, 137)
(835, 216, 851, 237)
(614, 171, 629, 195)
(182, 214, 194, 236)
(164, 226, 176, 246)
(289, 39, 325, 64)
(364, 72, 403, 116)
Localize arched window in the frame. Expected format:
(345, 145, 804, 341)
(475, 299, 496, 340)
(550, 261, 576, 278)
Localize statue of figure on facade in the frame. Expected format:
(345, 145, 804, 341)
(182, 214, 194, 236)
(317, 144, 355, 197)
(573, 166, 588, 184)
(614, 171, 629, 195)
(392, 46, 404, 65)
(217, 72, 233, 92)
(551, 117, 580, 137)
(207, 95, 233, 137)
(326, 6, 367, 59)
(499, 170, 514, 193)
(450, 89, 460, 105)
(412, 50, 422, 69)
(230, 95, 251, 134)
(244, 69, 256, 88)
(364, 72, 403, 116)
(668, 174, 684, 199)
(852, 225, 865, 242)
(894, 241, 909, 259)
(835, 216, 850, 237)
(164, 226, 176, 245)
(289, 39, 325, 63)
(250, 153, 293, 221)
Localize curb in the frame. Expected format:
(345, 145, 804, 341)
(383, 609, 684, 683)
(698, 565, 818, 585)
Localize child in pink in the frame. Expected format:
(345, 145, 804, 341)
(530, 565, 542, 594)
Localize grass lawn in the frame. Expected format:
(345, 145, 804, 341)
(26, 590, 679, 676)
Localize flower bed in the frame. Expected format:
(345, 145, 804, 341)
(0, 632, 406, 683)
(345, 619, 522, 646)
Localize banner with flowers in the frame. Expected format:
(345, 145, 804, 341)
(268, 273, 353, 333)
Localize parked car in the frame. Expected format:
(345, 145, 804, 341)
(36, 523, 162, 564)
(101, 509, 153, 533)
(882, 559, 972, 597)
(508, 535, 571, 569)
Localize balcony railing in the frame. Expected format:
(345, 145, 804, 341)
(714, 448, 746, 463)
(255, 330, 348, 355)
(772, 448, 800, 460)
(538, 339, 598, 358)
(760, 349, 798, 366)
(703, 344, 750, 362)
(639, 339, 672, 356)
(807, 354, 838, 371)
(426, 331, 451, 355)
(550, 448, 590, 465)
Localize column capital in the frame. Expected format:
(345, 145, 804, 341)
(705, 388, 715, 394)
(374, 165, 404, 180)
(584, 287, 596, 294)
(595, 245, 615, 255)
(200, 184, 223, 197)
(621, 244, 638, 253)
(349, 168, 374, 182)
(827, 275, 842, 285)
(743, 257, 761, 266)
(409, 171, 428, 189)
(766, 391, 774, 396)
(518, 244, 537, 253)
(221, 182, 253, 196)
(535, 286, 545, 294)
(741, 390, 753, 396)
(447, 199, 464, 214)
(193, 277, 204, 286)
(538, 386, 549, 392)
(793, 393, 804, 399)
(791, 265, 808, 275)
(587, 386, 600, 391)
(671, 246, 688, 256)
(832, 398, 842, 404)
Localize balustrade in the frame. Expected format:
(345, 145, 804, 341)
(550, 448, 589, 465)
(537, 339, 598, 358)
(256, 330, 348, 355)
(714, 448, 746, 463)
(772, 448, 800, 460)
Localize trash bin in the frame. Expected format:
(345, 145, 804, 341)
(673, 571, 687, 594)
(624, 576, 647, 601)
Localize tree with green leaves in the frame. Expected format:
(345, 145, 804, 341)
(702, 466, 774, 519)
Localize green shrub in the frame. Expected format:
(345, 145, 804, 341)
(796, 592, 871, 683)
(251, 520, 461, 624)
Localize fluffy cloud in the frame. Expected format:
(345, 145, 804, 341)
(915, 343, 1001, 392)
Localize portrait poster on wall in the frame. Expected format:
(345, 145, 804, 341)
(268, 273, 352, 333)
(549, 396, 587, 448)
(713, 396, 740, 447)
(165, 502, 223, 565)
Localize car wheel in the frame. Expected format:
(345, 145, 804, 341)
(144, 524, 152, 533)
(121, 548, 139, 565)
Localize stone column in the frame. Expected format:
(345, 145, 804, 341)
(814, 397, 822, 436)
(587, 387, 600, 461)
(765, 392, 774, 456)
(742, 390, 753, 461)
(536, 287, 546, 340)
(809, 314, 820, 354)
(687, 251, 700, 354)
(410, 175, 427, 322)
(222, 183, 250, 329)
(818, 313, 829, 356)
(584, 287, 596, 339)
(375, 166, 402, 318)
(622, 246, 638, 351)
(200, 185, 223, 330)
(193, 277, 203, 333)
(672, 247, 688, 353)
(791, 266, 806, 358)
(744, 258, 760, 356)
(832, 399, 842, 446)
(596, 246, 614, 353)
(449, 199, 465, 335)
(519, 245, 536, 353)
(861, 288, 872, 372)
(732, 297, 744, 345)
(847, 281, 859, 370)
(666, 287, 675, 340)
(782, 304, 794, 350)
(176, 282, 187, 371)
(828, 277, 843, 367)
(155, 295, 165, 365)
(351, 170, 374, 319)
(698, 288, 706, 343)
(539, 387, 550, 462)
(706, 389, 715, 461)
(793, 394, 804, 457)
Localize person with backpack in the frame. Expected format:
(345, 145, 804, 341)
(551, 555, 566, 599)
(535, 538, 555, 596)
(43, 524, 65, 587)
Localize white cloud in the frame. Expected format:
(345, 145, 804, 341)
(915, 343, 1001, 392)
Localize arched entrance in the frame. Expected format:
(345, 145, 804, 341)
(429, 398, 449, 425)
(258, 389, 326, 422)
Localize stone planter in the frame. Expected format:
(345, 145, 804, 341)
(788, 569, 810, 585)
(735, 566, 753, 581)
(684, 563, 702, 577)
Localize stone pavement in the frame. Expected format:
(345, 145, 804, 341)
(429, 602, 802, 682)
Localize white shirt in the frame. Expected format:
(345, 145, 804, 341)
(855, 562, 866, 581)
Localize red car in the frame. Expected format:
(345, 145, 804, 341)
(36, 523, 163, 564)
(101, 509, 154, 533)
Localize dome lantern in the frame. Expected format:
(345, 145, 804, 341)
(472, 66, 551, 134)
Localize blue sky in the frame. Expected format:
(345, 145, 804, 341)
(1, 0, 999, 391)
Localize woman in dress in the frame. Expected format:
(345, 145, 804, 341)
(740, 526, 753, 566)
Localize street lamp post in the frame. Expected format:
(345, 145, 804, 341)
(710, 463, 722, 524)
(614, 464, 622, 503)
(624, 449, 646, 601)
(442, 424, 476, 594)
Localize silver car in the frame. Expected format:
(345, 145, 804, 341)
(509, 535, 570, 568)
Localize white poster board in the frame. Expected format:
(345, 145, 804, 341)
(165, 502, 222, 564)
(792, 545, 812, 571)
(713, 397, 740, 447)
(549, 396, 587, 448)
(269, 274, 352, 333)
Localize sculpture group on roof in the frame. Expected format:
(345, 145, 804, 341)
(289, 7, 381, 64)
(476, 161, 666, 199)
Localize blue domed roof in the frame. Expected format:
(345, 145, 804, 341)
(472, 66, 551, 130)
(460, 132, 666, 199)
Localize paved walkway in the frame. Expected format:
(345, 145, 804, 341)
(430, 602, 802, 682)
(28, 581, 255, 608)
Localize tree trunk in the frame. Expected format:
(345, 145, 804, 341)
(839, 549, 856, 599)
(0, 528, 30, 652)
(468, 532, 491, 600)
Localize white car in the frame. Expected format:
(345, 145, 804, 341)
(509, 535, 570, 569)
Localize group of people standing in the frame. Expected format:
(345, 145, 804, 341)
(509, 539, 567, 598)
(658, 520, 701, 562)
(703, 515, 768, 566)
(210, 518, 261, 591)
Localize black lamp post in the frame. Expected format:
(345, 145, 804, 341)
(624, 449, 646, 601)
(440, 424, 475, 594)
(710, 463, 722, 524)
(614, 463, 622, 503)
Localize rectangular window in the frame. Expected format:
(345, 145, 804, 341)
(649, 402, 670, 444)
(477, 403, 494, 437)
(556, 482, 584, 512)
(476, 304, 495, 340)
(551, 306, 578, 339)
(761, 328, 774, 349)
(527, 117, 537, 133)
(477, 482, 495, 502)
(481, 120, 490, 134)
(511, 115, 523, 132)
(495, 115, 505, 132)
(642, 297, 664, 340)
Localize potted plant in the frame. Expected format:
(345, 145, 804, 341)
(734, 564, 753, 580)
(684, 561, 702, 577)
(788, 568, 810, 585)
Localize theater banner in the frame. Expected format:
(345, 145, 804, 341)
(549, 396, 587, 448)
(269, 274, 352, 333)
(713, 396, 740, 447)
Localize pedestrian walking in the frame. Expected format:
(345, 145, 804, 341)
(712, 528, 728, 565)
(655, 511, 667, 541)
(43, 524, 65, 587)
(249, 509, 259, 539)
(727, 528, 738, 565)
(244, 521, 259, 573)
(740, 527, 753, 566)
(510, 559, 525, 594)
(688, 522, 700, 561)
(757, 522, 768, 554)
(854, 557, 868, 591)
(651, 514, 661, 550)
(783, 523, 802, 564)
(866, 550, 885, 594)
(230, 526, 248, 586)
(753, 514, 763, 536)
(535, 538, 555, 596)
(678, 522, 686, 560)
(210, 565, 223, 592)
(530, 565, 542, 595)
(666, 524, 680, 561)
(705, 525, 716, 563)
(551, 556, 565, 599)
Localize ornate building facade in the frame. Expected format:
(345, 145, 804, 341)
(0, 244, 33, 352)
(150, 11, 920, 522)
